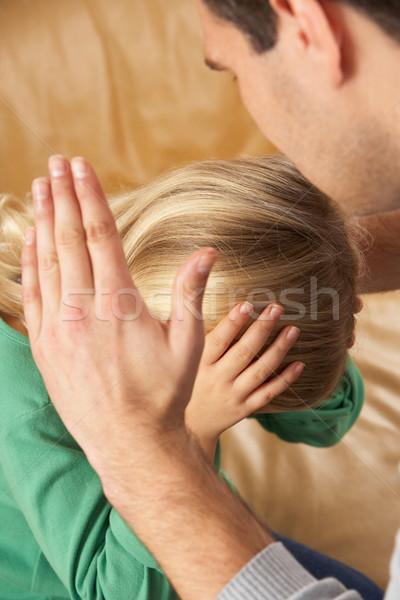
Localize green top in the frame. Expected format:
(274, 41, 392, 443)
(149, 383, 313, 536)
(252, 355, 364, 447)
(0, 317, 364, 599)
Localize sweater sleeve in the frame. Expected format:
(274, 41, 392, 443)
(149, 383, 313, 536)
(216, 543, 363, 600)
(386, 530, 400, 600)
(0, 402, 178, 600)
(250, 355, 364, 447)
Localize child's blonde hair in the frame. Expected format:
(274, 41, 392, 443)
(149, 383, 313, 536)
(0, 155, 361, 410)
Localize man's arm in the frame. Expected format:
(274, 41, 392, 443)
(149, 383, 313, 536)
(99, 428, 365, 600)
(101, 428, 276, 598)
(358, 211, 400, 293)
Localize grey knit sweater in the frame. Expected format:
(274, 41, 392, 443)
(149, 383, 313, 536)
(217, 532, 400, 600)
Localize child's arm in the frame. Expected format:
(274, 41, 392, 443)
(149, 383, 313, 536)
(185, 302, 304, 461)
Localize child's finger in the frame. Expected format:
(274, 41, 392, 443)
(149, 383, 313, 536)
(220, 304, 284, 379)
(236, 325, 300, 395)
(245, 361, 305, 415)
(203, 302, 254, 365)
(21, 228, 42, 342)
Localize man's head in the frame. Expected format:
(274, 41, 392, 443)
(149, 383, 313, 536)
(201, 1, 400, 53)
(196, 0, 400, 212)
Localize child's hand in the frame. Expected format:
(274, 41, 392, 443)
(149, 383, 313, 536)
(185, 302, 304, 461)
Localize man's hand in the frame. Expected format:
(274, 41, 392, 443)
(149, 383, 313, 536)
(21, 155, 217, 474)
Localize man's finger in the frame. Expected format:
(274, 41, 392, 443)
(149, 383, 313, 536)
(21, 227, 42, 341)
(170, 247, 218, 357)
(71, 157, 134, 293)
(48, 155, 94, 291)
(32, 177, 61, 313)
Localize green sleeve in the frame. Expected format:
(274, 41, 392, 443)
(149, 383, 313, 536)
(0, 403, 179, 600)
(250, 355, 364, 447)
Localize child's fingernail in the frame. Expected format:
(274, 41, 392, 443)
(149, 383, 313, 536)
(24, 227, 36, 246)
(286, 326, 300, 341)
(71, 157, 87, 179)
(197, 250, 217, 275)
(294, 362, 305, 376)
(270, 305, 283, 320)
(240, 302, 253, 316)
(49, 155, 67, 178)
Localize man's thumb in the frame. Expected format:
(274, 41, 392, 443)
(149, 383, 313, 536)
(170, 247, 218, 351)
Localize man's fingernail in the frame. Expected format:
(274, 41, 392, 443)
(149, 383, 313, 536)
(270, 305, 283, 320)
(294, 362, 305, 376)
(197, 250, 217, 275)
(71, 157, 87, 179)
(25, 227, 36, 246)
(286, 326, 300, 341)
(240, 302, 254, 316)
(49, 155, 67, 178)
(32, 178, 49, 200)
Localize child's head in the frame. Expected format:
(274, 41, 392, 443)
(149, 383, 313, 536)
(112, 155, 361, 410)
(0, 155, 361, 411)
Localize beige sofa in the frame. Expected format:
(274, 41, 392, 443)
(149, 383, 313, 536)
(1, 0, 399, 589)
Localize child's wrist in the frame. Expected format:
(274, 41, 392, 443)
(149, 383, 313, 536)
(193, 434, 218, 464)
(184, 424, 217, 462)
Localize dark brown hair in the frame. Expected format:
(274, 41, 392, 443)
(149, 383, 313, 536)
(202, 0, 400, 53)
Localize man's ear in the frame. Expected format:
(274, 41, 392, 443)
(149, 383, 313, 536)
(269, 0, 344, 87)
